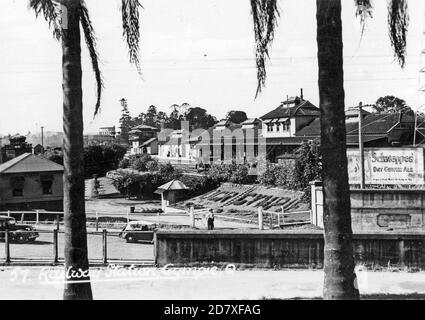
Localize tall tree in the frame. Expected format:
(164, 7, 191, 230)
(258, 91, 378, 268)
(166, 103, 186, 129)
(226, 110, 248, 124)
(250, 0, 409, 299)
(144, 105, 158, 127)
(316, 0, 359, 299)
(186, 107, 217, 130)
(374, 95, 411, 113)
(29, 0, 142, 300)
(119, 98, 133, 144)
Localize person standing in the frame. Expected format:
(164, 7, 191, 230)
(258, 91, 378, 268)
(206, 209, 215, 230)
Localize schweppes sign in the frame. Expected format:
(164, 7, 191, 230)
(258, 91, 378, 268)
(347, 147, 425, 185)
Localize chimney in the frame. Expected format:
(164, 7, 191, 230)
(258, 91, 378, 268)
(300, 88, 304, 100)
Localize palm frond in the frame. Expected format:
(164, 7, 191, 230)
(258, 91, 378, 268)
(28, 0, 61, 39)
(388, 0, 409, 68)
(121, 0, 143, 74)
(250, 0, 279, 98)
(79, 1, 103, 116)
(354, 0, 373, 36)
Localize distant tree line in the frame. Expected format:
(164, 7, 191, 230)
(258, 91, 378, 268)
(45, 144, 127, 178)
(118, 99, 250, 142)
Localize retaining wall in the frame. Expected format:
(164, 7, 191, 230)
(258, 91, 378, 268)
(155, 230, 425, 269)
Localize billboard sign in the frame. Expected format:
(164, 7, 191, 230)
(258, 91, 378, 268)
(347, 148, 425, 185)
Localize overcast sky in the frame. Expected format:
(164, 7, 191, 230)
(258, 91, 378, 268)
(1, 0, 425, 135)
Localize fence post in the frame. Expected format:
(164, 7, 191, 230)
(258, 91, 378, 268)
(7, 210, 10, 217)
(5, 230, 10, 264)
(95, 211, 99, 232)
(20, 213, 24, 223)
(281, 206, 285, 225)
(56, 215, 60, 230)
(190, 206, 195, 228)
(53, 229, 58, 264)
(126, 210, 130, 224)
(277, 206, 281, 227)
(258, 207, 263, 230)
(269, 212, 274, 229)
(36, 210, 39, 225)
(102, 229, 107, 265)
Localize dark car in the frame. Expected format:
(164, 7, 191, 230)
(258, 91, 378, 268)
(119, 221, 155, 243)
(196, 162, 211, 173)
(0, 216, 39, 243)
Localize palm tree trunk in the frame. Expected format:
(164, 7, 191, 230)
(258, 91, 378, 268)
(61, 0, 93, 300)
(316, 0, 359, 300)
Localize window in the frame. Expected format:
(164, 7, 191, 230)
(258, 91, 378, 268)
(42, 180, 53, 195)
(267, 124, 273, 132)
(10, 176, 25, 197)
(40, 175, 54, 195)
(12, 188, 23, 197)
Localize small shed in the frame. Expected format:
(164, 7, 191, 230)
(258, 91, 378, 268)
(155, 179, 189, 211)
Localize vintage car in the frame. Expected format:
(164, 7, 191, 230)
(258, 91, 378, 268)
(0, 216, 39, 243)
(119, 220, 156, 243)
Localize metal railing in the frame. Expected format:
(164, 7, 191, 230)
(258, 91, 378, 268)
(261, 207, 312, 229)
(0, 229, 155, 265)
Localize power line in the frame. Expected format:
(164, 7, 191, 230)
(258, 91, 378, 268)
(346, 105, 413, 135)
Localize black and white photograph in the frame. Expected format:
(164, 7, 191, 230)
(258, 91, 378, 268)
(1, 0, 425, 306)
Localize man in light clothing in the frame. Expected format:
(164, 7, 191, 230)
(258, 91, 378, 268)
(206, 209, 215, 230)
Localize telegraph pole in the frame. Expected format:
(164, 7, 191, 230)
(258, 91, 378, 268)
(358, 102, 365, 189)
(41, 126, 44, 151)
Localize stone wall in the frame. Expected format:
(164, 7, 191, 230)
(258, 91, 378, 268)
(155, 230, 425, 269)
(350, 189, 425, 232)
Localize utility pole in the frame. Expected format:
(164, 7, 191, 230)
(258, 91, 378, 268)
(41, 126, 44, 151)
(358, 102, 365, 189)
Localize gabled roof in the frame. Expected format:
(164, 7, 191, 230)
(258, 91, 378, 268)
(295, 112, 415, 137)
(215, 119, 232, 127)
(345, 107, 371, 117)
(345, 113, 414, 135)
(155, 179, 189, 193)
(141, 137, 157, 147)
(0, 153, 64, 174)
(131, 124, 159, 131)
(241, 118, 262, 126)
(214, 120, 242, 131)
(260, 99, 320, 120)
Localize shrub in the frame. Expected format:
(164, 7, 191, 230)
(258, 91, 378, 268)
(146, 160, 160, 172)
(206, 164, 232, 183)
(229, 164, 256, 184)
(258, 163, 294, 189)
(111, 172, 143, 199)
(293, 140, 322, 190)
(179, 175, 219, 200)
(118, 158, 131, 169)
(131, 154, 154, 172)
(84, 144, 127, 178)
(206, 162, 254, 185)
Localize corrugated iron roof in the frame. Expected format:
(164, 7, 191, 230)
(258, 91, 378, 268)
(155, 179, 189, 193)
(141, 138, 157, 147)
(0, 153, 64, 174)
(261, 100, 320, 120)
(295, 113, 414, 137)
(131, 124, 159, 131)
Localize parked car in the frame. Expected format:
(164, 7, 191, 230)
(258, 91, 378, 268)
(196, 162, 211, 173)
(119, 220, 156, 243)
(0, 216, 39, 243)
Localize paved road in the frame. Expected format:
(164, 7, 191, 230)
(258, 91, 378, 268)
(0, 231, 154, 263)
(1, 267, 425, 300)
